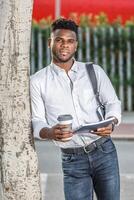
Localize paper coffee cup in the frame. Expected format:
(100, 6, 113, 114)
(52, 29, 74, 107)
(57, 114, 73, 141)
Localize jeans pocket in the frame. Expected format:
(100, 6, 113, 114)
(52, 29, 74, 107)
(62, 153, 74, 163)
(98, 139, 116, 154)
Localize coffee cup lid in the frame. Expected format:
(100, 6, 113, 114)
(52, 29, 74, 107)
(57, 114, 73, 121)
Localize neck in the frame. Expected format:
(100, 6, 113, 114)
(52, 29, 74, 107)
(53, 59, 74, 72)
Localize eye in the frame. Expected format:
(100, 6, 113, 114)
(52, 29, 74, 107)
(55, 38, 62, 43)
(68, 39, 76, 44)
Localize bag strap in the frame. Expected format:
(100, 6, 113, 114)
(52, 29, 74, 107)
(85, 63, 101, 105)
(85, 63, 105, 120)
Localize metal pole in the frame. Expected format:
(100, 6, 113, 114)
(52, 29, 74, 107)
(55, 0, 61, 19)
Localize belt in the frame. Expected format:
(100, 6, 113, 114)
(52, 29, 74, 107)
(61, 136, 110, 154)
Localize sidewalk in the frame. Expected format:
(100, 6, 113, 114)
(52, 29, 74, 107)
(112, 112, 134, 140)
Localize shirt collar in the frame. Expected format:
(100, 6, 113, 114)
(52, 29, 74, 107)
(50, 59, 79, 75)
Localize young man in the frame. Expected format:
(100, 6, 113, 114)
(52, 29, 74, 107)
(30, 18, 121, 200)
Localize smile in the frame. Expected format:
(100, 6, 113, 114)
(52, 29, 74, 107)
(60, 51, 69, 56)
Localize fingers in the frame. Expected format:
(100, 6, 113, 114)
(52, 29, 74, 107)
(93, 125, 112, 136)
(56, 124, 70, 129)
(54, 127, 73, 141)
(54, 128, 63, 140)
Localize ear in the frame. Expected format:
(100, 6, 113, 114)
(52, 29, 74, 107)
(75, 41, 78, 51)
(48, 38, 51, 48)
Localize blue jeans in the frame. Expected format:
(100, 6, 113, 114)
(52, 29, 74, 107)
(62, 138, 120, 200)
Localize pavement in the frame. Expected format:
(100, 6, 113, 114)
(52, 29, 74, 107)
(40, 173, 134, 200)
(112, 112, 134, 140)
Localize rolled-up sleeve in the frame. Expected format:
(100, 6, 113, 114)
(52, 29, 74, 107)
(30, 77, 51, 139)
(105, 102, 121, 125)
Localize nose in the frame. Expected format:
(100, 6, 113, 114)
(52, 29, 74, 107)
(61, 40, 69, 47)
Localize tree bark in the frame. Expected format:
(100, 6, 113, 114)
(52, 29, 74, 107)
(0, 0, 41, 199)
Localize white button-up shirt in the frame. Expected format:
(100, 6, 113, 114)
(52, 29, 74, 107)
(30, 61, 121, 148)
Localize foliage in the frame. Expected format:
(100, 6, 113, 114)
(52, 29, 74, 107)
(32, 12, 134, 28)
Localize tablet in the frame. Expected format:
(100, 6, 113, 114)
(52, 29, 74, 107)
(73, 117, 115, 133)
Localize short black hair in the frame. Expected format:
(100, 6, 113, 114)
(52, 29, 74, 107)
(51, 18, 78, 39)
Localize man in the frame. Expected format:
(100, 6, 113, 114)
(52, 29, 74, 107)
(30, 18, 121, 200)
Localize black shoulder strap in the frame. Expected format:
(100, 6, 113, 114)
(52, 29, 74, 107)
(85, 63, 98, 96)
(85, 63, 105, 120)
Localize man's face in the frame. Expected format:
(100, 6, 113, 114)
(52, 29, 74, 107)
(48, 29, 78, 63)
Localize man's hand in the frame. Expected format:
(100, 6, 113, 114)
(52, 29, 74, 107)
(91, 123, 114, 136)
(40, 124, 73, 142)
(92, 117, 117, 136)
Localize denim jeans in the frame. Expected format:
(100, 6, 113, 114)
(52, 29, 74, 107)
(62, 138, 120, 200)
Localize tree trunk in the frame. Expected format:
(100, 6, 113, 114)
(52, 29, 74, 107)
(0, 0, 41, 199)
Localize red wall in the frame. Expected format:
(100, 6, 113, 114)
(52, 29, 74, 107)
(33, 0, 55, 20)
(33, 0, 134, 23)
